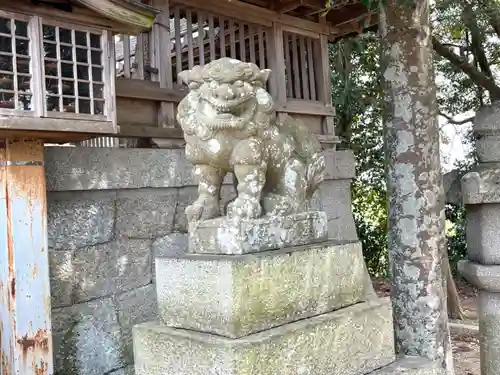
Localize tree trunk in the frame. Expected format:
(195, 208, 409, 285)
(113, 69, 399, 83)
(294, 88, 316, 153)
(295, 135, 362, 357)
(445, 256, 477, 320)
(445, 256, 466, 320)
(379, 0, 453, 372)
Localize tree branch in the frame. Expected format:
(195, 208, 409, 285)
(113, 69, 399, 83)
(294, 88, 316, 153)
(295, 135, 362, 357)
(439, 112, 475, 125)
(478, 0, 500, 39)
(432, 36, 500, 100)
(462, 3, 495, 84)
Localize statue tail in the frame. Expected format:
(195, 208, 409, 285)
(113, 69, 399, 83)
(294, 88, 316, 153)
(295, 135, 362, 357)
(278, 114, 326, 195)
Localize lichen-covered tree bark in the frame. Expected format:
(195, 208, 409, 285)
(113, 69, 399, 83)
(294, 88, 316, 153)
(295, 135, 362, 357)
(379, 0, 453, 371)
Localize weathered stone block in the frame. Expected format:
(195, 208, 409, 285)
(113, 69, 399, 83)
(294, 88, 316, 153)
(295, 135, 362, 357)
(461, 168, 500, 205)
(152, 233, 188, 278)
(116, 191, 177, 239)
(173, 187, 198, 232)
(368, 356, 446, 374)
(45, 148, 193, 191)
(156, 241, 368, 337)
(47, 197, 115, 250)
(115, 284, 158, 363)
(188, 211, 328, 254)
(465, 204, 500, 264)
(49, 250, 74, 308)
(133, 299, 395, 375)
(472, 103, 500, 163)
(311, 180, 358, 242)
(52, 298, 126, 375)
(322, 149, 356, 180)
(71, 239, 152, 302)
(458, 260, 500, 291)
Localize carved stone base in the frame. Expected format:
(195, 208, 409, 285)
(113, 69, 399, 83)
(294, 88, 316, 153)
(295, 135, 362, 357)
(187, 211, 328, 254)
(133, 299, 395, 375)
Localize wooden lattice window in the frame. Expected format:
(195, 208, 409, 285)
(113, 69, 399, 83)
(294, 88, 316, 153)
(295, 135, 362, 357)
(0, 10, 116, 134)
(283, 31, 318, 101)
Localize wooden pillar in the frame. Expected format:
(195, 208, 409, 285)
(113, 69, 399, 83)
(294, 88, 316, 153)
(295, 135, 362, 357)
(267, 22, 287, 121)
(152, 0, 176, 129)
(0, 139, 53, 375)
(380, 0, 452, 371)
(313, 33, 335, 143)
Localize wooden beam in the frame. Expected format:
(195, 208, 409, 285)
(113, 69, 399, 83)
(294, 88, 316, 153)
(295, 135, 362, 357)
(170, 0, 331, 35)
(115, 79, 187, 102)
(0, 117, 115, 135)
(277, 0, 326, 13)
(0, 139, 54, 375)
(118, 125, 185, 139)
(267, 23, 287, 106)
(277, 99, 335, 116)
(276, 0, 302, 14)
(0, 2, 143, 34)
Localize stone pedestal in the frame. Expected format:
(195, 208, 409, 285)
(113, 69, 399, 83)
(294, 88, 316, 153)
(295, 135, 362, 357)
(458, 103, 500, 375)
(132, 213, 396, 375)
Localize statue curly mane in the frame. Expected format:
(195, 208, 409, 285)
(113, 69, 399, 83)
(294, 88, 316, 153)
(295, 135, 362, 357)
(176, 58, 325, 221)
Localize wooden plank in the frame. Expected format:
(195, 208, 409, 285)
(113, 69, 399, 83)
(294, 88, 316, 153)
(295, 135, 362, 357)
(117, 97, 157, 127)
(118, 125, 184, 138)
(0, 139, 53, 375)
(208, 14, 216, 61)
(1, 2, 140, 34)
(198, 11, 205, 66)
(29, 16, 44, 117)
(174, 7, 182, 80)
(134, 33, 145, 80)
(277, 99, 334, 116)
(258, 27, 266, 68)
(313, 33, 334, 136)
(220, 16, 226, 57)
(299, 36, 309, 100)
(249, 25, 256, 64)
(187, 9, 194, 68)
(284, 33, 292, 97)
(0, 117, 115, 134)
(307, 37, 316, 100)
(229, 19, 236, 58)
(115, 78, 187, 103)
(291, 34, 300, 99)
(152, 0, 176, 129)
(276, 0, 302, 13)
(115, 79, 186, 102)
(239, 23, 246, 61)
(170, 0, 331, 35)
(123, 35, 131, 78)
(282, 24, 319, 39)
(267, 22, 286, 106)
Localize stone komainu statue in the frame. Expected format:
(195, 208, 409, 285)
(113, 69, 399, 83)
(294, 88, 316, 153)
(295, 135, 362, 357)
(177, 57, 326, 221)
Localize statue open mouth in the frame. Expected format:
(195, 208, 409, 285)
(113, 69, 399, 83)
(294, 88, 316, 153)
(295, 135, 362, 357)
(201, 92, 254, 113)
(198, 96, 257, 131)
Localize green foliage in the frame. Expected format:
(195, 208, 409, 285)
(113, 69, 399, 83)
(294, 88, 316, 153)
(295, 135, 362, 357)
(330, 33, 389, 276)
(330, 0, 498, 277)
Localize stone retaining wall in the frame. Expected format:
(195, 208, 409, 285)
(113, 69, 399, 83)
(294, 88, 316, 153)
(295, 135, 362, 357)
(45, 147, 358, 375)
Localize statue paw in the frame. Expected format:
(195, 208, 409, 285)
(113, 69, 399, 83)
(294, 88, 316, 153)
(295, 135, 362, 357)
(186, 199, 220, 222)
(227, 196, 262, 220)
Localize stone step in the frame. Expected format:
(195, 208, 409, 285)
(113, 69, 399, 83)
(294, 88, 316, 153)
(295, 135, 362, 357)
(133, 299, 395, 375)
(155, 240, 371, 338)
(367, 356, 446, 374)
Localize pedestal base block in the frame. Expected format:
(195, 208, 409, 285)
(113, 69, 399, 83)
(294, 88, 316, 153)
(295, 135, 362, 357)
(156, 241, 369, 338)
(133, 299, 395, 375)
(188, 211, 328, 254)
(367, 356, 446, 374)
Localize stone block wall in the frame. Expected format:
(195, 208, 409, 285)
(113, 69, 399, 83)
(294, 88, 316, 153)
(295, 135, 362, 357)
(45, 146, 357, 375)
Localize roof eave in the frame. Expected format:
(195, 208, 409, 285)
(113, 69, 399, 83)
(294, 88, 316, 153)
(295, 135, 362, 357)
(74, 0, 159, 32)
